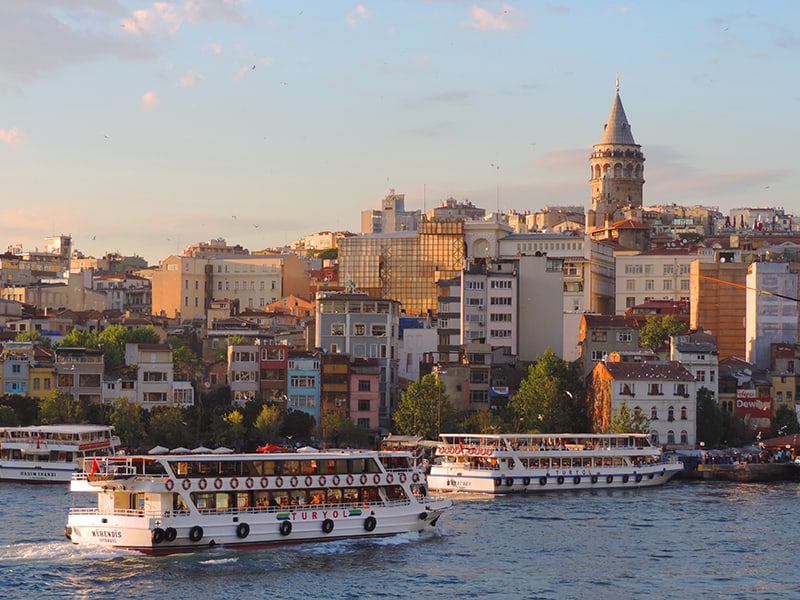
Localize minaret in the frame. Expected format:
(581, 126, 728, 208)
(588, 76, 645, 231)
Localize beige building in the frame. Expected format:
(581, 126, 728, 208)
(146, 252, 308, 322)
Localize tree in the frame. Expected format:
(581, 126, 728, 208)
(59, 328, 97, 349)
(393, 373, 455, 439)
(461, 407, 505, 434)
(110, 399, 147, 450)
(282, 409, 316, 444)
(252, 404, 285, 446)
(39, 389, 83, 424)
(509, 349, 586, 433)
(321, 414, 369, 448)
(15, 330, 51, 348)
(696, 388, 724, 447)
(213, 409, 246, 449)
(638, 315, 689, 353)
(771, 404, 800, 437)
(149, 406, 193, 448)
(0, 404, 20, 426)
(126, 326, 161, 345)
(97, 324, 130, 370)
(609, 401, 650, 434)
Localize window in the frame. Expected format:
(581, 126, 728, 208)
(663, 280, 672, 291)
(358, 399, 371, 412)
(777, 391, 784, 402)
(290, 375, 316, 388)
(590, 351, 604, 361)
(667, 430, 675, 444)
(650, 430, 659, 445)
(358, 379, 371, 392)
(625, 264, 643, 275)
(668, 406, 675, 422)
(680, 430, 688, 444)
(675, 383, 688, 397)
(617, 332, 632, 343)
(591, 332, 607, 342)
(663, 264, 674, 275)
(651, 406, 658, 420)
(353, 323, 366, 336)
(645, 280, 654, 291)
(11, 364, 21, 374)
(626, 280, 636, 291)
(680, 279, 690, 291)
(331, 323, 344, 336)
(619, 383, 634, 396)
(490, 297, 512, 305)
(490, 280, 512, 289)
(696, 370, 706, 382)
(648, 383, 662, 395)
(681, 406, 687, 420)
(371, 324, 386, 337)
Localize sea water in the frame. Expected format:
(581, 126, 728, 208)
(1, 481, 798, 599)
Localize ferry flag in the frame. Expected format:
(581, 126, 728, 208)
(90, 457, 99, 476)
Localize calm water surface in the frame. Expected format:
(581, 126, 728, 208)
(1, 480, 798, 599)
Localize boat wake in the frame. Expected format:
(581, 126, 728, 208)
(0, 540, 132, 564)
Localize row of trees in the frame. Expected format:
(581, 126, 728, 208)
(393, 349, 790, 448)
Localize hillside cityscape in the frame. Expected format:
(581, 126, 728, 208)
(1, 87, 797, 451)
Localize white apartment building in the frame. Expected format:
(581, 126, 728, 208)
(228, 343, 260, 407)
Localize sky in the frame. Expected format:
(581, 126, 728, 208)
(1, 1, 798, 265)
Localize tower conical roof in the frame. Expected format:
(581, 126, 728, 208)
(599, 92, 636, 146)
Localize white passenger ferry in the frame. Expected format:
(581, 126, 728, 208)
(0, 424, 121, 483)
(65, 449, 452, 555)
(428, 433, 684, 494)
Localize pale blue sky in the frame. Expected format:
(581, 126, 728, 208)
(1, 1, 798, 264)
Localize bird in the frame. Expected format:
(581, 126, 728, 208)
(232, 215, 237, 219)
(252, 65, 256, 70)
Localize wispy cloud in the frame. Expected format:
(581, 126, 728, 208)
(210, 42, 223, 56)
(463, 4, 528, 31)
(179, 70, 205, 87)
(0, 127, 22, 145)
(346, 5, 368, 27)
(121, 2, 183, 35)
(141, 91, 159, 109)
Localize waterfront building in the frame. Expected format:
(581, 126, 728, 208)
(350, 358, 381, 432)
(258, 343, 288, 404)
(287, 351, 321, 425)
(228, 342, 260, 406)
(55, 347, 104, 404)
(690, 259, 747, 361)
(587, 359, 698, 449)
(579, 314, 642, 379)
(670, 331, 719, 400)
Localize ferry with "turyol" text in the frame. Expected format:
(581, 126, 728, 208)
(427, 433, 683, 494)
(65, 447, 451, 555)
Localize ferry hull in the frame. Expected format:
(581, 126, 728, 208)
(66, 503, 449, 555)
(428, 463, 684, 494)
(0, 463, 77, 483)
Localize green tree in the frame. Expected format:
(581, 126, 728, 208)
(608, 401, 650, 434)
(214, 409, 246, 448)
(282, 409, 316, 443)
(322, 414, 369, 448)
(393, 373, 455, 439)
(696, 387, 724, 447)
(0, 404, 20, 426)
(59, 328, 97, 349)
(127, 326, 161, 344)
(39, 389, 82, 424)
(461, 407, 505, 434)
(638, 315, 689, 353)
(771, 404, 800, 437)
(15, 330, 51, 348)
(97, 324, 130, 370)
(509, 349, 585, 433)
(110, 399, 147, 449)
(253, 404, 285, 445)
(168, 338, 198, 380)
(149, 406, 193, 448)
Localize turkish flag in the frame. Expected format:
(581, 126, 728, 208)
(90, 457, 100, 476)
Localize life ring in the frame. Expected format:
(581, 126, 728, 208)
(321, 518, 334, 534)
(279, 521, 292, 536)
(419, 512, 428, 520)
(573, 476, 581, 485)
(275, 476, 283, 488)
(437, 446, 446, 454)
(245, 477, 254, 489)
(165, 479, 174, 491)
(399, 473, 407, 484)
(151, 527, 165, 544)
(346, 474, 354, 485)
(182, 479, 191, 491)
(494, 477, 502, 486)
(305, 476, 313, 487)
(373, 474, 381, 485)
(198, 478, 207, 490)
(290, 476, 298, 487)
(214, 477, 223, 490)
(236, 523, 250, 539)
(386, 473, 394, 484)
(522, 477, 531, 486)
(590, 475, 598, 484)
(332, 475, 340, 486)
(189, 525, 203, 542)
(412, 472, 420, 483)
(606, 475, 613, 484)
(635, 474, 642, 483)
(230, 477, 239, 489)
(261, 476, 270, 488)
(539, 476, 547, 486)
(364, 516, 377, 532)
(319, 475, 327, 487)
(648, 473, 654, 480)
(505, 477, 514, 487)
(622, 474, 630, 483)
(164, 527, 177, 542)
(360, 474, 368, 485)
(557, 476, 565, 485)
